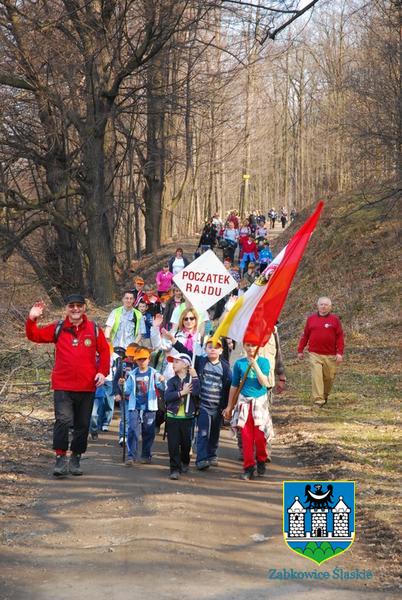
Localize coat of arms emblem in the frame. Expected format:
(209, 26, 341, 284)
(283, 481, 355, 564)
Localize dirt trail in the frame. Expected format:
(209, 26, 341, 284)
(0, 411, 396, 600)
(0, 224, 397, 600)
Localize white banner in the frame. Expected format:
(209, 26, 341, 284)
(173, 250, 237, 312)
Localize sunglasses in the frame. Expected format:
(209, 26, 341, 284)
(183, 316, 196, 321)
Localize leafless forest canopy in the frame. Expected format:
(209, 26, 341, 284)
(0, 0, 400, 303)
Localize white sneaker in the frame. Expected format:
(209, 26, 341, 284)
(102, 425, 109, 432)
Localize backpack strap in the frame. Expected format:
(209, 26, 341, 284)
(54, 319, 99, 346)
(54, 320, 64, 343)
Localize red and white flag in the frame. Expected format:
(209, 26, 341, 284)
(211, 201, 324, 346)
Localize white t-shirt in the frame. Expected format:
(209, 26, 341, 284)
(172, 257, 185, 276)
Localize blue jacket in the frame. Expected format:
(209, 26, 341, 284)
(259, 247, 273, 262)
(125, 367, 165, 411)
(165, 373, 200, 418)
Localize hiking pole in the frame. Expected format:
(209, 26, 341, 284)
(185, 349, 197, 414)
(122, 377, 126, 463)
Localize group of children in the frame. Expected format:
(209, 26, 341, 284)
(94, 328, 278, 482)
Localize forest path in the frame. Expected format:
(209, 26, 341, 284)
(0, 418, 394, 600)
(1, 222, 396, 600)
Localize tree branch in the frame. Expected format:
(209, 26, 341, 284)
(0, 70, 36, 92)
(260, 0, 321, 43)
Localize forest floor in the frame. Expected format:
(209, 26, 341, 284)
(1, 191, 401, 598)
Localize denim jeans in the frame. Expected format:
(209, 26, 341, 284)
(196, 407, 222, 464)
(240, 252, 256, 271)
(90, 381, 114, 431)
(126, 409, 156, 460)
(101, 380, 115, 427)
(90, 393, 104, 433)
(118, 399, 129, 438)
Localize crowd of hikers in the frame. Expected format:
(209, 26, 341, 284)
(88, 208, 291, 481)
(28, 205, 347, 485)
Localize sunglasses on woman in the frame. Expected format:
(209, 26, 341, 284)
(183, 316, 196, 321)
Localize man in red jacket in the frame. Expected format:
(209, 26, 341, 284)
(26, 294, 110, 477)
(297, 297, 344, 407)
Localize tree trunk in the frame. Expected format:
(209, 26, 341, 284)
(143, 53, 166, 254)
(82, 128, 117, 304)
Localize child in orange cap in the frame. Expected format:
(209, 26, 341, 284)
(124, 347, 165, 464)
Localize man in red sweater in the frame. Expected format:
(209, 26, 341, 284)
(26, 294, 110, 477)
(297, 297, 344, 407)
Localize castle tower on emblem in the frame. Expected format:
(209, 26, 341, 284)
(287, 496, 306, 537)
(311, 508, 328, 537)
(332, 496, 351, 537)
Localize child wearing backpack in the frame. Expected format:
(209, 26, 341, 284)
(124, 347, 165, 465)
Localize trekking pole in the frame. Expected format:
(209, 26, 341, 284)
(122, 378, 126, 463)
(185, 348, 197, 414)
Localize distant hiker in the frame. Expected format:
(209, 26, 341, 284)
(198, 219, 217, 252)
(26, 295, 110, 477)
(161, 286, 186, 331)
(136, 299, 153, 349)
(268, 208, 277, 229)
(297, 297, 344, 407)
(243, 262, 257, 288)
(239, 234, 258, 274)
(165, 353, 200, 480)
(155, 264, 174, 297)
(258, 240, 273, 273)
(222, 221, 239, 262)
(130, 276, 146, 305)
(223, 342, 273, 481)
(104, 291, 142, 349)
(168, 248, 190, 276)
(280, 207, 288, 229)
(290, 208, 297, 222)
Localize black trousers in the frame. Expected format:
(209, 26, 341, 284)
(166, 417, 193, 472)
(53, 390, 94, 454)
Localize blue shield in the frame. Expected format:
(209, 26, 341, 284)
(283, 480, 355, 564)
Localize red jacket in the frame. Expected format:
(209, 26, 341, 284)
(240, 238, 258, 254)
(26, 315, 110, 392)
(297, 313, 344, 356)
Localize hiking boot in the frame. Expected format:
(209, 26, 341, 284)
(140, 456, 152, 464)
(169, 471, 180, 480)
(240, 466, 255, 481)
(181, 463, 189, 473)
(69, 454, 83, 476)
(196, 460, 210, 471)
(257, 461, 266, 476)
(209, 457, 218, 467)
(53, 455, 68, 478)
(90, 430, 98, 440)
